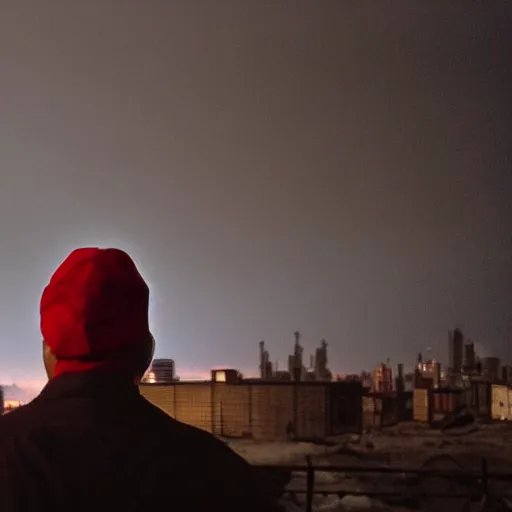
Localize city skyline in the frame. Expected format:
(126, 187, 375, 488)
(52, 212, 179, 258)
(2, 325, 508, 403)
(1, 2, 511, 388)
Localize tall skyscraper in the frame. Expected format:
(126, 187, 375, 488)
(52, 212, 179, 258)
(449, 328, 464, 374)
(464, 341, 476, 371)
(141, 359, 176, 384)
(288, 330, 304, 382)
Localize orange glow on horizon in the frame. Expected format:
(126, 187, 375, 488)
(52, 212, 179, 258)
(1, 367, 257, 391)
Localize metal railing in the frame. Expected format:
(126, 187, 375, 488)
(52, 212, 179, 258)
(255, 456, 512, 512)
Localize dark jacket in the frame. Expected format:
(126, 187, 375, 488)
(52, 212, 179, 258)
(0, 372, 281, 512)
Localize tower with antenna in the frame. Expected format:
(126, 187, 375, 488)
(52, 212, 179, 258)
(417, 352, 423, 369)
(289, 330, 304, 382)
(259, 341, 273, 380)
(314, 338, 331, 381)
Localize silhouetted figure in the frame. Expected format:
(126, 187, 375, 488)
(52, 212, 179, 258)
(0, 248, 281, 512)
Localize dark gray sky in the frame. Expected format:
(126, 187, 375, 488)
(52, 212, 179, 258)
(1, 1, 511, 388)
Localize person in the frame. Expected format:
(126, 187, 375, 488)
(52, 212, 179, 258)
(0, 248, 283, 512)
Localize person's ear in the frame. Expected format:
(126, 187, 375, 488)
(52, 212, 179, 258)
(143, 334, 155, 372)
(134, 334, 155, 381)
(42, 340, 58, 380)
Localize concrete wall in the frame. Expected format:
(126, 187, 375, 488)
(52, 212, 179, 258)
(397, 392, 413, 422)
(141, 381, 360, 441)
(328, 383, 362, 434)
(362, 396, 377, 428)
(413, 388, 430, 422)
(140, 383, 212, 433)
(251, 384, 294, 441)
(491, 384, 512, 421)
(295, 385, 327, 439)
(140, 384, 175, 416)
(362, 394, 404, 429)
(175, 384, 212, 433)
(432, 391, 457, 420)
(413, 386, 491, 425)
(380, 395, 399, 427)
(213, 384, 251, 437)
(471, 381, 491, 419)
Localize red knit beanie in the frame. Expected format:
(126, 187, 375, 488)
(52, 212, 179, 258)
(40, 248, 150, 377)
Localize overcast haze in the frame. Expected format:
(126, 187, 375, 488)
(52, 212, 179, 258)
(0, 1, 511, 390)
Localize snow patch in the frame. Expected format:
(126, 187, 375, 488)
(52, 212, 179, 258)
(228, 440, 337, 465)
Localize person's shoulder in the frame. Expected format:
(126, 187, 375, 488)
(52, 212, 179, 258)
(138, 396, 252, 479)
(138, 410, 279, 509)
(0, 399, 43, 437)
(171, 419, 237, 457)
(0, 401, 47, 463)
(157, 424, 284, 511)
(139, 395, 233, 451)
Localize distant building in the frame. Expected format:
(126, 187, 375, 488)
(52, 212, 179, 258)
(141, 358, 177, 384)
(417, 354, 441, 388)
(211, 369, 242, 384)
(288, 330, 304, 382)
(481, 357, 501, 382)
(372, 363, 393, 393)
(395, 363, 405, 392)
(0, 384, 29, 402)
(273, 370, 291, 381)
(502, 365, 512, 384)
(259, 331, 332, 382)
(449, 328, 464, 374)
(259, 341, 273, 379)
(314, 339, 332, 381)
(463, 341, 476, 372)
(404, 372, 415, 392)
(303, 371, 317, 381)
(360, 371, 372, 389)
(342, 374, 361, 382)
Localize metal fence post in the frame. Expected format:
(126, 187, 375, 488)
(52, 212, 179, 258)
(305, 456, 315, 512)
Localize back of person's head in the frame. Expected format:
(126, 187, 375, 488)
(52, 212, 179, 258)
(40, 247, 154, 380)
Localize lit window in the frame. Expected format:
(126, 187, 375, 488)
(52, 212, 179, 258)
(215, 371, 226, 382)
